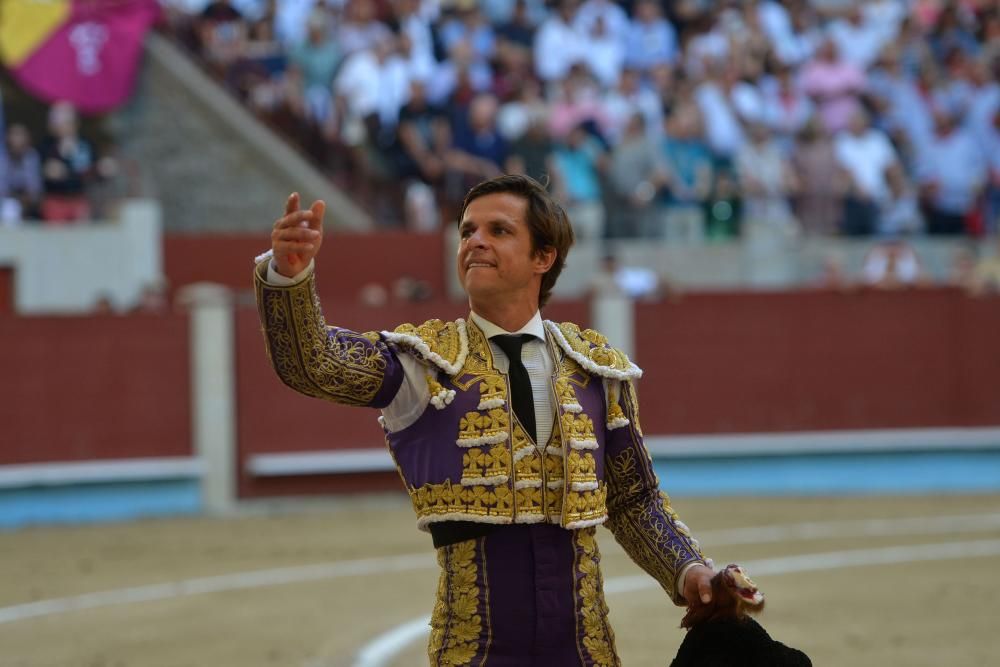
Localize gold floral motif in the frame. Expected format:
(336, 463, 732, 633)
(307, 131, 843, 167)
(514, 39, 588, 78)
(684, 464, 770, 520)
(551, 322, 639, 376)
(555, 376, 583, 411)
(476, 375, 507, 409)
(561, 413, 598, 444)
(255, 268, 387, 406)
(411, 480, 514, 524)
(514, 486, 544, 517)
(564, 485, 607, 525)
(573, 528, 620, 666)
(461, 445, 511, 485)
(567, 450, 598, 485)
(429, 539, 487, 665)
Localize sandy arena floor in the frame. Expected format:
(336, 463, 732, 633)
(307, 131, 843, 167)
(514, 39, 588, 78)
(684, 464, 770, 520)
(2, 493, 999, 667)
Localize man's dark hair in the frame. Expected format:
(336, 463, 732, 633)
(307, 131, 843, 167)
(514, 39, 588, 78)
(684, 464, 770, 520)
(458, 174, 575, 308)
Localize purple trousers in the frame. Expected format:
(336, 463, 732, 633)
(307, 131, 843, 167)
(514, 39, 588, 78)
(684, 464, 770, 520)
(428, 523, 621, 666)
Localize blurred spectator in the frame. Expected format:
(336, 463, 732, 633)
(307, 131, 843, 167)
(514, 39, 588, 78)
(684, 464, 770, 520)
(533, 0, 588, 83)
(583, 16, 625, 89)
(40, 102, 103, 223)
(833, 109, 907, 235)
(548, 64, 611, 141)
(338, 0, 393, 56)
(574, 0, 628, 46)
(827, 1, 896, 69)
(916, 106, 987, 235)
(800, 37, 866, 134)
(659, 104, 713, 241)
(505, 109, 556, 186)
(606, 113, 668, 238)
(790, 117, 848, 235)
(860, 237, 929, 289)
(590, 252, 668, 300)
(760, 62, 814, 152)
(395, 79, 450, 186)
(449, 93, 508, 175)
(438, 1, 497, 68)
(735, 122, 799, 234)
(624, 0, 678, 73)
(334, 31, 411, 148)
(3, 124, 43, 222)
(604, 67, 663, 145)
(195, 0, 247, 75)
(550, 122, 606, 240)
(285, 10, 341, 136)
(693, 63, 747, 161)
(927, 2, 980, 63)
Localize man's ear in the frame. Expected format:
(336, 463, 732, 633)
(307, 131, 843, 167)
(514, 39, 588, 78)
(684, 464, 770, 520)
(534, 246, 557, 274)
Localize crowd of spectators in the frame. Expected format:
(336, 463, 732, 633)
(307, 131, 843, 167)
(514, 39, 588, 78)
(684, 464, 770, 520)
(0, 91, 117, 226)
(159, 0, 1000, 241)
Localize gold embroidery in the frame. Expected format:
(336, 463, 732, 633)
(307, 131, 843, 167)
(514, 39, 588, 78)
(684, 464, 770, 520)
(255, 268, 387, 406)
(561, 413, 598, 447)
(411, 480, 514, 526)
(392, 319, 465, 369)
(457, 408, 510, 447)
(429, 539, 486, 665)
(604, 446, 705, 604)
(567, 450, 598, 486)
(549, 321, 641, 377)
(461, 445, 511, 486)
(574, 528, 620, 667)
(564, 485, 607, 526)
(476, 375, 507, 409)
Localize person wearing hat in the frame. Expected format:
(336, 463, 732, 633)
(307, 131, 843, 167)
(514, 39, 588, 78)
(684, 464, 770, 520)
(255, 174, 715, 664)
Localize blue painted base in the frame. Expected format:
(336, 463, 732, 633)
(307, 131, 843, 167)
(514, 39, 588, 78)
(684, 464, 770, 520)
(0, 480, 202, 530)
(654, 450, 1000, 496)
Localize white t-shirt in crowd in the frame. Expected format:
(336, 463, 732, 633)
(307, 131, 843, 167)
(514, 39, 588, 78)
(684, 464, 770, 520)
(833, 128, 897, 202)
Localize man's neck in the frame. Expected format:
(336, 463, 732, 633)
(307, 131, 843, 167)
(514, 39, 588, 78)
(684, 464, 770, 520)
(469, 299, 539, 333)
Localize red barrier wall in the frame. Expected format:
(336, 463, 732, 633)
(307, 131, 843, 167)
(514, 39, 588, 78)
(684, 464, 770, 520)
(164, 232, 448, 302)
(634, 289, 1000, 434)
(0, 314, 191, 464)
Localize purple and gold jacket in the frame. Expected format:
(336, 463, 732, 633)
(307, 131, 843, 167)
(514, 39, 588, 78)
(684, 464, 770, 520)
(255, 259, 707, 664)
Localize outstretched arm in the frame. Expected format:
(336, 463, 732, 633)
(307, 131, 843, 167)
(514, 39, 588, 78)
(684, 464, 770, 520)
(254, 193, 405, 408)
(603, 379, 714, 606)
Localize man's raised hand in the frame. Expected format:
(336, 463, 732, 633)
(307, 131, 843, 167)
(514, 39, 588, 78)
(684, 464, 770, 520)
(271, 193, 325, 278)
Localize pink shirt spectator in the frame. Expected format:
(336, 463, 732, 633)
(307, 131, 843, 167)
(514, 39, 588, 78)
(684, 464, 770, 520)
(800, 43, 866, 134)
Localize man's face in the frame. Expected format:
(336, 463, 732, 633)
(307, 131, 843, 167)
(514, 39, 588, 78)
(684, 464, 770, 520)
(457, 192, 550, 307)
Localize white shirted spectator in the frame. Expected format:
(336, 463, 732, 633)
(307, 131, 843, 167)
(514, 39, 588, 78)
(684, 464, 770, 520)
(624, 0, 677, 72)
(915, 108, 987, 217)
(760, 65, 814, 151)
(695, 69, 746, 158)
(337, 0, 392, 55)
(574, 0, 628, 46)
(758, 0, 819, 65)
(396, 0, 436, 75)
(583, 15, 625, 88)
(827, 3, 892, 69)
(335, 35, 411, 133)
(833, 110, 899, 205)
(273, 0, 317, 45)
(533, 0, 588, 82)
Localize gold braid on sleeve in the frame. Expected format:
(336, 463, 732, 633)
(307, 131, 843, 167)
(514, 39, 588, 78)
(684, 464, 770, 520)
(253, 261, 395, 406)
(603, 381, 707, 606)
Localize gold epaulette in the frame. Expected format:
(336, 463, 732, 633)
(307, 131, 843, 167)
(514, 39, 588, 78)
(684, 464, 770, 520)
(382, 318, 469, 376)
(544, 321, 642, 381)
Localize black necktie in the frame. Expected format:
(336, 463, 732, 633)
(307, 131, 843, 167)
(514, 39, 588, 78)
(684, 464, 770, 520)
(492, 334, 536, 443)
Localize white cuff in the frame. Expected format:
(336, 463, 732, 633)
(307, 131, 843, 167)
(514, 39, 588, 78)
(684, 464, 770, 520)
(676, 561, 703, 601)
(266, 259, 314, 286)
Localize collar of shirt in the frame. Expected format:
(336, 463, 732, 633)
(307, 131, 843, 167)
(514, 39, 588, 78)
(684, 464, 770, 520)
(469, 310, 546, 342)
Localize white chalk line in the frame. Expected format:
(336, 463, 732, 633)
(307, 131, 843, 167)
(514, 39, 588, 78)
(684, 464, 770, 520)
(353, 538, 1000, 667)
(1, 511, 998, 629)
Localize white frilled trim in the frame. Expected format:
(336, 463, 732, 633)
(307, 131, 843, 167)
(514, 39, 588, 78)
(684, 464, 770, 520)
(607, 417, 630, 430)
(547, 479, 565, 490)
(254, 249, 274, 264)
(461, 474, 509, 487)
(377, 415, 387, 429)
(430, 388, 456, 410)
(569, 438, 599, 450)
(565, 516, 608, 530)
(514, 513, 546, 524)
(514, 478, 542, 489)
(570, 481, 599, 492)
(512, 446, 535, 463)
(381, 319, 469, 376)
(545, 446, 565, 457)
(674, 519, 692, 536)
(543, 320, 642, 380)
(477, 397, 505, 410)
(561, 402, 583, 414)
(456, 431, 509, 448)
(417, 514, 511, 532)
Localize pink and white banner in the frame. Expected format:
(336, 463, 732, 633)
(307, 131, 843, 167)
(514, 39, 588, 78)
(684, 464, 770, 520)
(0, 0, 161, 114)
